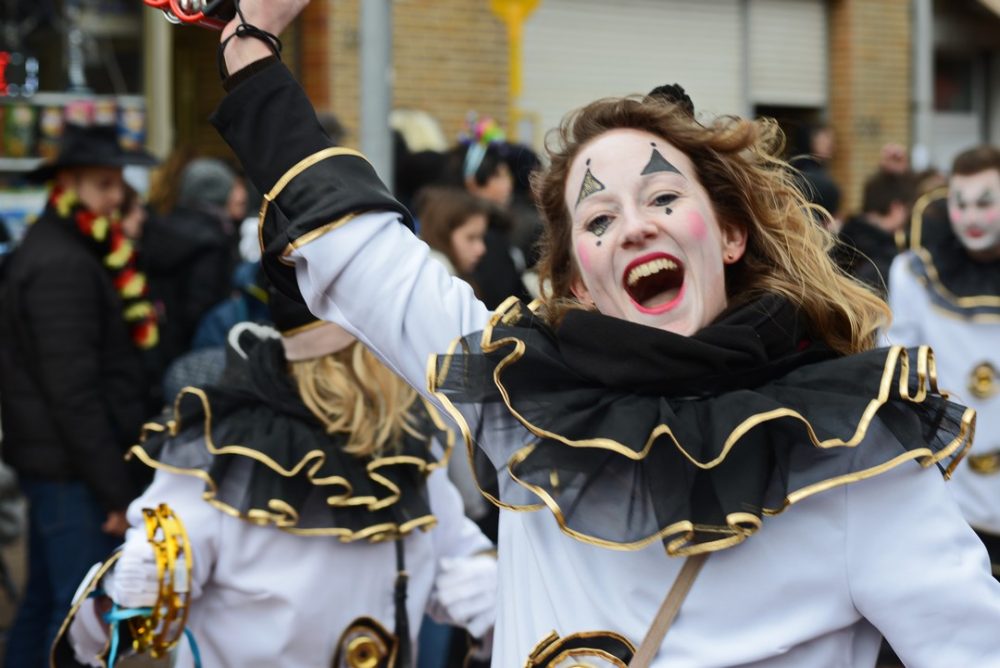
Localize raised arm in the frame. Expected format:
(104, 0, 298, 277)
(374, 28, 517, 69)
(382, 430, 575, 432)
(210, 4, 490, 396)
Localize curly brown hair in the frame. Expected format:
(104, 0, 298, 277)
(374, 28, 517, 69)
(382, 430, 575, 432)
(532, 97, 890, 355)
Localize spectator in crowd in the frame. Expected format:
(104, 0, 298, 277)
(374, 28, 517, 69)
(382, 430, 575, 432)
(0, 123, 157, 666)
(416, 186, 490, 288)
(142, 158, 242, 367)
(445, 116, 530, 309)
(790, 122, 843, 229)
(146, 144, 197, 216)
(836, 170, 915, 296)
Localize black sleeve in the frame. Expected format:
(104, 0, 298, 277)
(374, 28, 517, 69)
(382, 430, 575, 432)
(22, 260, 136, 511)
(210, 61, 412, 302)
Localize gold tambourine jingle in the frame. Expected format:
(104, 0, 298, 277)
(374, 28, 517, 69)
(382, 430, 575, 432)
(128, 503, 194, 658)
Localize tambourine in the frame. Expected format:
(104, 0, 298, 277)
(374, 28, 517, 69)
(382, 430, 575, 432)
(128, 503, 194, 658)
(144, 0, 236, 30)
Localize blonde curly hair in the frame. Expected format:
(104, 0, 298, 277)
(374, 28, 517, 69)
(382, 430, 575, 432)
(289, 343, 419, 458)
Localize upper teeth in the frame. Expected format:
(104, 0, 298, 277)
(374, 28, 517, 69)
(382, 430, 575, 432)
(627, 258, 677, 286)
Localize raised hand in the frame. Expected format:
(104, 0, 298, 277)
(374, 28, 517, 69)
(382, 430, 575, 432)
(219, 0, 311, 74)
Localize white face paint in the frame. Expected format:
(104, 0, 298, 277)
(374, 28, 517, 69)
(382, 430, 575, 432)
(948, 169, 1000, 255)
(565, 129, 746, 336)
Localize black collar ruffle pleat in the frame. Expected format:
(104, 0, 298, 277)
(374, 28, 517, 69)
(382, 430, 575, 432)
(132, 330, 451, 541)
(429, 295, 974, 555)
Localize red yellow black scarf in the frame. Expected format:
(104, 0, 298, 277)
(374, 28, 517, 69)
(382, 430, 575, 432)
(50, 186, 159, 350)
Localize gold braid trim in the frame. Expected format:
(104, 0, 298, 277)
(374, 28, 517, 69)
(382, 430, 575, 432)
(49, 553, 122, 668)
(428, 297, 976, 555)
(256, 147, 371, 265)
(129, 388, 452, 542)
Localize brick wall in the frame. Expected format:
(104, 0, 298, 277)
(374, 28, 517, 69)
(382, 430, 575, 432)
(306, 0, 509, 149)
(300, 1, 333, 111)
(829, 0, 911, 214)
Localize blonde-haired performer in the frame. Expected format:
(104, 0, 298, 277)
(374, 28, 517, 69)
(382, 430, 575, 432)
(206, 1, 1000, 665)
(55, 290, 496, 667)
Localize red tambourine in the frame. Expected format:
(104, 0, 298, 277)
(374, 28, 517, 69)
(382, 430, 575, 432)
(143, 0, 236, 31)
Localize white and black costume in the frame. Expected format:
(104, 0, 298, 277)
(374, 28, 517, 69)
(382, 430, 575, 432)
(55, 310, 494, 667)
(213, 60, 1000, 667)
(887, 193, 1000, 562)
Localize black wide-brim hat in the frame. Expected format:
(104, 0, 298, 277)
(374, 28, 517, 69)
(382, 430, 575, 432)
(26, 123, 158, 183)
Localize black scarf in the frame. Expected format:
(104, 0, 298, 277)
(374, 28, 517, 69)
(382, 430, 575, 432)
(556, 294, 833, 397)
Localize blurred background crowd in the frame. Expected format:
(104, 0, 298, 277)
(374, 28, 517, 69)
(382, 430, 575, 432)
(0, 0, 998, 665)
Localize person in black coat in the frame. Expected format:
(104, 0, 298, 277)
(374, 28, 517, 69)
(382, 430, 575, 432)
(0, 124, 156, 666)
(790, 123, 843, 228)
(142, 158, 242, 367)
(835, 170, 915, 297)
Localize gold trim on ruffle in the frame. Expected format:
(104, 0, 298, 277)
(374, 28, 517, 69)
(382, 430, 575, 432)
(907, 188, 1000, 314)
(279, 211, 365, 265)
(256, 146, 370, 259)
(49, 552, 121, 668)
(908, 186, 948, 252)
(428, 296, 976, 555)
(128, 387, 452, 541)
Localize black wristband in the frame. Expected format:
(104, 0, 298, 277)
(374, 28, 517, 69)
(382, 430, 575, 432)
(217, 22, 283, 80)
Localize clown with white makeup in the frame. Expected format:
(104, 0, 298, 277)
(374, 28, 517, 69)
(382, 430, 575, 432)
(197, 2, 1000, 665)
(887, 145, 1000, 571)
(53, 289, 496, 667)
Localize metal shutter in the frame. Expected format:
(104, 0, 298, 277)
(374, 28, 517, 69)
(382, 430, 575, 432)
(748, 0, 828, 107)
(521, 0, 744, 148)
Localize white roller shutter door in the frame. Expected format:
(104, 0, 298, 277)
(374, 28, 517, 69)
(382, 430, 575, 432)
(748, 0, 828, 107)
(521, 0, 744, 147)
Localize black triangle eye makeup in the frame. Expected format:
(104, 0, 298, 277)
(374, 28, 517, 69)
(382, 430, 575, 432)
(576, 144, 682, 211)
(576, 158, 606, 207)
(642, 142, 681, 176)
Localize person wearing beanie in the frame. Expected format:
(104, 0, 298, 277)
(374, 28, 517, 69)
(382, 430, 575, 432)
(0, 123, 158, 667)
(54, 291, 497, 667)
(141, 157, 244, 368)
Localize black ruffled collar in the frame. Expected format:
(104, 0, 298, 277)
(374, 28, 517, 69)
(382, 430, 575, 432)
(907, 193, 1000, 319)
(132, 330, 451, 541)
(430, 296, 973, 555)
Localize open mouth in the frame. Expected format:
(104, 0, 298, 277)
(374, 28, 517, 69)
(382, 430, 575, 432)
(623, 253, 685, 314)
